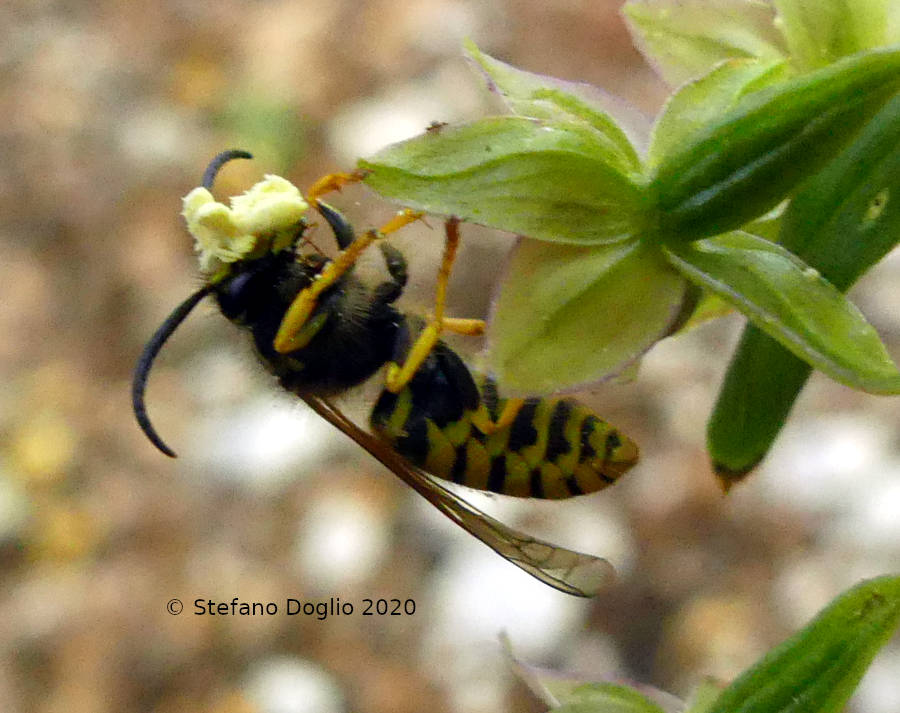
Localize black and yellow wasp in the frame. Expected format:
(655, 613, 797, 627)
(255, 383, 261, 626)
(132, 150, 639, 597)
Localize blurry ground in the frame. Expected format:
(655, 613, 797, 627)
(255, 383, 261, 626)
(1, 1, 898, 712)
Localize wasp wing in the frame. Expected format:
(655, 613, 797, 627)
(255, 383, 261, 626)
(302, 395, 615, 597)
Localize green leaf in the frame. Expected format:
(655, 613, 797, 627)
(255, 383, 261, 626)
(683, 678, 728, 713)
(676, 292, 733, 333)
(464, 40, 642, 171)
(709, 91, 900, 478)
(489, 239, 687, 393)
(649, 57, 788, 168)
(708, 327, 814, 481)
(552, 683, 669, 713)
(505, 634, 683, 713)
(623, 0, 787, 87)
(774, 0, 888, 71)
(741, 202, 785, 243)
(891, 5, 900, 44)
(776, 93, 900, 289)
(651, 47, 900, 241)
(663, 232, 900, 394)
(360, 117, 646, 245)
(702, 575, 900, 713)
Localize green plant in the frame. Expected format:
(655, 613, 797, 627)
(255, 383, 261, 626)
(509, 575, 900, 713)
(357, 0, 900, 483)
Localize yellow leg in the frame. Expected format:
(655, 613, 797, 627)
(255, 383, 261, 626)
(383, 218, 514, 431)
(386, 218, 479, 393)
(274, 209, 421, 354)
(306, 170, 369, 205)
(471, 398, 526, 435)
(442, 317, 485, 336)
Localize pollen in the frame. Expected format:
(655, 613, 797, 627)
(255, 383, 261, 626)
(183, 175, 309, 273)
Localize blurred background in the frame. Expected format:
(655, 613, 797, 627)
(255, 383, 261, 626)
(1, 1, 898, 712)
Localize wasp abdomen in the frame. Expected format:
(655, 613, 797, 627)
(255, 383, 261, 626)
(370, 341, 638, 499)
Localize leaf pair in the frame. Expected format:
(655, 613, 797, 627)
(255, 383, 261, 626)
(360, 42, 900, 416)
(625, 0, 900, 476)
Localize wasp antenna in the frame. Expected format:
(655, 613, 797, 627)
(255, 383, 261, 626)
(132, 284, 214, 457)
(202, 149, 253, 190)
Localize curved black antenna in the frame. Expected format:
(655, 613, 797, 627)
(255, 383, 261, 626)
(202, 149, 253, 190)
(132, 284, 215, 457)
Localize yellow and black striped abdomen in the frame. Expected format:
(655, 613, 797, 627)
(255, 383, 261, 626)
(369, 341, 638, 499)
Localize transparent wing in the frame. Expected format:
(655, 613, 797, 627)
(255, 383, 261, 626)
(302, 395, 616, 597)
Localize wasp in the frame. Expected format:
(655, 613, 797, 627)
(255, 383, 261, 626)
(132, 150, 639, 597)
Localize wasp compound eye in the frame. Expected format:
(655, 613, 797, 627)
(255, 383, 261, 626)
(218, 271, 251, 319)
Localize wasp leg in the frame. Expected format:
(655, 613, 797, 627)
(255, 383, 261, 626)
(470, 398, 527, 435)
(467, 375, 525, 435)
(373, 242, 408, 304)
(441, 317, 485, 336)
(386, 218, 484, 392)
(274, 209, 422, 354)
(305, 170, 370, 206)
(383, 218, 520, 431)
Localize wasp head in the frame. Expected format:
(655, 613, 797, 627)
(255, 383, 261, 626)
(184, 150, 310, 277)
(133, 150, 311, 457)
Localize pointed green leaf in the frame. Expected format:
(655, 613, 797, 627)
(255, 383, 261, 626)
(649, 58, 788, 168)
(709, 327, 813, 481)
(709, 91, 900, 478)
(702, 575, 900, 713)
(776, 93, 900, 289)
(553, 683, 668, 713)
(464, 41, 642, 171)
(651, 47, 900, 241)
(664, 232, 900, 394)
(683, 678, 727, 713)
(360, 117, 646, 245)
(623, 0, 787, 86)
(507, 646, 682, 713)
(489, 238, 687, 393)
(774, 0, 888, 71)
